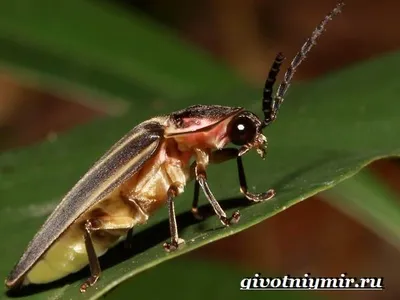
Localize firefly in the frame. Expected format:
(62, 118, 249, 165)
(5, 2, 344, 293)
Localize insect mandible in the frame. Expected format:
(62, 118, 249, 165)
(5, 2, 344, 293)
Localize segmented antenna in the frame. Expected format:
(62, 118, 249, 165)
(262, 2, 344, 128)
(262, 52, 286, 125)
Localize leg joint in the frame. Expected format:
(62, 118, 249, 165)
(84, 218, 102, 232)
(195, 163, 207, 180)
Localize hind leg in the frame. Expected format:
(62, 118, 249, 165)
(80, 216, 135, 293)
(163, 182, 185, 252)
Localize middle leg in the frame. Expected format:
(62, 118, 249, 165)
(194, 148, 240, 226)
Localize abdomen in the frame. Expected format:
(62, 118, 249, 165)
(24, 190, 146, 285)
(24, 143, 191, 285)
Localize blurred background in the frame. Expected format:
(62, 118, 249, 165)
(1, 0, 399, 300)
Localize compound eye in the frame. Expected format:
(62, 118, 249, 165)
(227, 116, 257, 146)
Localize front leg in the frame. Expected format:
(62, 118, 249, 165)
(210, 148, 275, 202)
(236, 155, 275, 202)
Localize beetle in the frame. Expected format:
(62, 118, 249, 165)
(5, 2, 343, 293)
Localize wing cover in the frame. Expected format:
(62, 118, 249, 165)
(7, 118, 165, 285)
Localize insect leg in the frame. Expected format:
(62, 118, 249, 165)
(80, 220, 101, 293)
(236, 155, 275, 202)
(191, 180, 203, 220)
(195, 162, 240, 226)
(210, 148, 275, 202)
(80, 217, 135, 292)
(124, 228, 134, 249)
(163, 183, 185, 252)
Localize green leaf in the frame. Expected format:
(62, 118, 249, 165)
(2, 51, 400, 299)
(1, 0, 400, 299)
(323, 170, 400, 251)
(103, 258, 322, 300)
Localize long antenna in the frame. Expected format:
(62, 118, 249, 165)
(262, 2, 344, 128)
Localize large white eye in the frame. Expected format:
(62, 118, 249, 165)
(227, 115, 257, 146)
